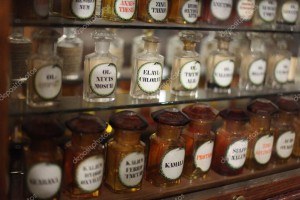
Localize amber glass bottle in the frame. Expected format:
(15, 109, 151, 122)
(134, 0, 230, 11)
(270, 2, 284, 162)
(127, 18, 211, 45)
(246, 99, 278, 171)
(63, 114, 107, 198)
(146, 108, 190, 187)
(22, 117, 64, 200)
(138, 0, 170, 23)
(181, 103, 218, 180)
(202, 0, 233, 25)
(105, 110, 148, 193)
(169, 0, 200, 24)
(102, 0, 137, 21)
(212, 108, 249, 176)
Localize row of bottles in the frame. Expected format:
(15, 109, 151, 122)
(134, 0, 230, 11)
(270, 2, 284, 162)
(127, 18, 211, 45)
(17, 96, 300, 199)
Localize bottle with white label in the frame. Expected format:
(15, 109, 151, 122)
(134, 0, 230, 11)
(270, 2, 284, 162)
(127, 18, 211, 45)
(102, 0, 137, 21)
(232, 0, 255, 26)
(212, 108, 249, 176)
(239, 33, 267, 91)
(26, 29, 62, 107)
(130, 36, 164, 99)
(182, 103, 218, 180)
(83, 30, 118, 102)
(61, 0, 96, 19)
(169, 0, 200, 24)
(253, 0, 278, 27)
(146, 108, 189, 187)
(202, 0, 234, 25)
(64, 113, 107, 198)
(277, 0, 299, 25)
(57, 27, 83, 81)
(246, 99, 278, 171)
(272, 97, 298, 164)
(206, 32, 235, 93)
(22, 117, 64, 200)
(170, 31, 202, 96)
(265, 35, 291, 89)
(105, 110, 148, 193)
(138, 0, 169, 23)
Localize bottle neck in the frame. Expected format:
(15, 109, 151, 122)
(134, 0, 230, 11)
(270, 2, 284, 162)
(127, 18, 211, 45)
(183, 41, 196, 51)
(156, 124, 182, 140)
(218, 39, 229, 50)
(95, 40, 110, 54)
(71, 132, 102, 148)
(224, 120, 246, 133)
(144, 42, 158, 53)
(250, 38, 263, 52)
(63, 28, 76, 39)
(114, 129, 141, 145)
(38, 42, 54, 55)
(250, 114, 271, 131)
(187, 120, 212, 134)
(30, 139, 57, 152)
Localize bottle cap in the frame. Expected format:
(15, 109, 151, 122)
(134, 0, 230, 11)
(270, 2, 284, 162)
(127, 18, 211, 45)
(247, 98, 278, 115)
(277, 96, 299, 113)
(182, 103, 218, 122)
(179, 31, 203, 43)
(142, 36, 160, 43)
(109, 110, 148, 131)
(151, 108, 190, 126)
(219, 108, 249, 121)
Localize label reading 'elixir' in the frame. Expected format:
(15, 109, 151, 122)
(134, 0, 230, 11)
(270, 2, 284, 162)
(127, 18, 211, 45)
(160, 148, 185, 180)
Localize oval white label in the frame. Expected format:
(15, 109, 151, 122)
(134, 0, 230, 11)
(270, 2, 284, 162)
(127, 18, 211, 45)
(180, 60, 201, 90)
(254, 134, 274, 164)
(248, 58, 267, 85)
(226, 139, 248, 169)
(194, 140, 214, 172)
(210, 0, 233, 20)
(276, 131, 295, 159)
(282, 1, 299, 23)
(89, 63, 117, 96)
(119, 152, 145, 187)
(71, 0, 95, 19)
(114, 0, 136, 20)
(258, 0, 277, 22)
(274, 58, 290, 84)
(137, 62, 162, 93)
(181, 0, 199, 23)
(34, 0, 49, 17)
(76, 155, 104, 192)
(237, 0, 255, 21)
(160, 148, 185, 180)
(213, 60, 234, 87)
(34, 65, 62, 100)
(26, 163, 62, 199)
(148, 0, 168, 21)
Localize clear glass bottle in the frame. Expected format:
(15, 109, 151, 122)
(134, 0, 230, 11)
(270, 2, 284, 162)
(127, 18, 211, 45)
(276, 0, 299, 25)
(181, 103, 218, 180)
(199, 31, 218, 69)
(105, 110, 148, 193)
(265, 35, 291, 89)
(138, 0, 169, 23)
(206, 32, 235, 93)
(130, 36, 164, 99)
(26, 29, 62, 107)
(57, 28, 83, 81)
(63, 114, 107, 198)
(169, 0, 200, 24)
(239, 33, 267, 91)
(170, 31, 202, 96)
(146, 108, 189, 187)
(212, 108, 249, 176)
(246, 99, 278, 171)
(22, 117, 63, 200)
(166, 32, 184, 68)
(102, 0, 137, 21)
(61, 0, 96, 19)
(202, 0, 233, 25)
(83, 30, 118, 102)
(231, 0, 255, 26)
(252, 0, 278, 27)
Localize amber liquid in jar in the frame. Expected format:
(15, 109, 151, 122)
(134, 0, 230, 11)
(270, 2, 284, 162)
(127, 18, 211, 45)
(169, 0, 200, 24)
(138, 0, 169, 23)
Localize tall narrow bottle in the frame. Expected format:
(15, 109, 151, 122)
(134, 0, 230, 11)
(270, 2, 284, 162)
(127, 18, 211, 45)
(102, 0, 137, 21)
(252, 0, 278, 27)
(169, 0, 200, 24)
(138, 0, 169, 23)
(83, 30, 118, 102)
(130, 36, 164, 99)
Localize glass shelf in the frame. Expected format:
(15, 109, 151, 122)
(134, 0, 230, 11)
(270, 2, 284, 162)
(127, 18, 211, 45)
(9, 85, 300, 116)
(12, 16, 300, 33)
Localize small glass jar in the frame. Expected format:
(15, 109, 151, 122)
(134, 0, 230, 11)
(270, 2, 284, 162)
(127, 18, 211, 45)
(105, 110, 148, 193)
(102, 0, 137, 21)
(212, 108, 249, 176)
(61, 0, 96, 19)
(146, 108, 190, 187)
(252, 0, 278, 27)
(202, 0, 233, 25)
(169, 0, 200, 24)
(181, 103, 218, 180)
(138, 0, 170, 23)
(22, 117, 64, 200)
(63, 114, 107, 198)
(276, 0, 299, 25)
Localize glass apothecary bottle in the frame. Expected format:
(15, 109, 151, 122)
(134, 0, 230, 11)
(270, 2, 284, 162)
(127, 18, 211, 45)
(130, 36, 164, 99)
(105, 110, 148, 193)
(13, 0, 49, 19)
(252, 0, 278, 27)
(206, 32, 235, 93)
(212, 108, 249, 176)
(61, 0, 96, 19)
(102, 0, 137, 21)
(83, 30, 118, 102)
(22, 117, 64, 200)
(64, 114, 107, 198)
(26, 29, 62, 107)
(239, 33, 267, 91)
(169, 0, 200, 24)
(170, 31, 202, 96)
(202, 0, 233, 25)
(166, 32, 184, 68)
(146, 108, 189, 187)
(246, 99, 278, 171)
(231, 0, 255, 26)
(276, 0, 299, 25)
(272, 97, 298, 164)
(181, 103, 218, 180)
(138, 0, 169, 23)
(57, 28, 83, 81)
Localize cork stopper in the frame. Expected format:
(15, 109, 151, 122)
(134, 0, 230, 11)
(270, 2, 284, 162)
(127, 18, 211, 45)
(247, 98, 278, 116)
(109, 110, 148, 131)
(182, 103, 218, 122)
(152, 108, 190, 126)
